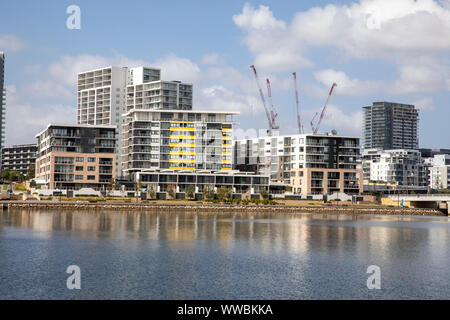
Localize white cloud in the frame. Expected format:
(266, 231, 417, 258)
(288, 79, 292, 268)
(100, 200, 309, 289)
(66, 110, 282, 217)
(314, 69, 383, 95)
(233, 1, 450, 93)
(390, 61, 450, 93)
(199, 85, 258, 116)
(315, 104, 363, 135)
(233, 4, 286, 31)
(4, 85, 76, 146)
(28, 80, 73, 100)
(292, 0, 450, 60)
(412, 97, 436, 111)
(154, 53, 201, 83)
(200, 53, 225, 65)
(0, 34, 26, 52)
(233, 4, 312, 71)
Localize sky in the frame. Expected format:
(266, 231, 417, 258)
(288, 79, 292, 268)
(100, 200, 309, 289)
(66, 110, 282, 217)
(0, 0, 449, 148)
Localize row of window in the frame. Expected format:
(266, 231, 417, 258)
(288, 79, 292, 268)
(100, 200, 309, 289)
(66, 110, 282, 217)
(55, 156, 97, 164)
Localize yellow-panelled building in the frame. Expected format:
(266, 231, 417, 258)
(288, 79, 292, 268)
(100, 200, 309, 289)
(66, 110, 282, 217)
(122, 109, 238, 179)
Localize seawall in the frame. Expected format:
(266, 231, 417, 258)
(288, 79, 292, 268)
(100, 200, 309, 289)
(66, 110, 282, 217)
(1, 201, 446, 216)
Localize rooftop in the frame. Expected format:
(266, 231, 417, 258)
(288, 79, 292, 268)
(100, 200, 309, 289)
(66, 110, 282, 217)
(35, 123, 117, 138)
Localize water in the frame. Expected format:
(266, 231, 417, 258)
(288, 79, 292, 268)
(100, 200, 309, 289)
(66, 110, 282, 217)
(0, 209, 449, 299)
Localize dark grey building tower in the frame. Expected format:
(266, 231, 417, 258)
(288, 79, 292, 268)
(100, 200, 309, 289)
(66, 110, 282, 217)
(0, 52, 5, 150)
(363, 101, 418, 150)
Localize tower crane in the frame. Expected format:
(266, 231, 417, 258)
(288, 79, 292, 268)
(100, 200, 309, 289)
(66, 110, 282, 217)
(266, 78, 279, 130)
(250, 65, 276, 136)
(311, 82, 337, 134)
(292, 72, 302, 134)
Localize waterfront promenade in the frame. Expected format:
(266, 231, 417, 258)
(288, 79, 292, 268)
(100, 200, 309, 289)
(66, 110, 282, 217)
(1, 200, 445, 216)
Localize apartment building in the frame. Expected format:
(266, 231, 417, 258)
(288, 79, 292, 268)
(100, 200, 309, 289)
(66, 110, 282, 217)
(363, 102, 418, 150)
(362, 149, 427, 187)
(233, 132, 362, 195)
(136, 169, 269, 195)
(77, 66, 193, 177)
(1, 144, 37, 175)
(424, 154, 450, 190)
(0, 52, 5, 151)
(35, 124, 116, 190)
(122, 109, 237, 180)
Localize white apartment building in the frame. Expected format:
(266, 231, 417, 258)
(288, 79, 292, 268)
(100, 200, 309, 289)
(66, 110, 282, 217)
(77, 66, 192, 177)
(233, 132, 362, 195)
(122, 109, 237, 180)
(363, 149, 427, 187)
(425, 154, 450, 190)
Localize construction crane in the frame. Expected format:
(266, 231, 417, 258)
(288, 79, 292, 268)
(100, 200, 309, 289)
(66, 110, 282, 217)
(265, 78, 279, 130)
(250, 65, 276, 136)
(292, 72, 302, 134)
(311, 82, 337, 134)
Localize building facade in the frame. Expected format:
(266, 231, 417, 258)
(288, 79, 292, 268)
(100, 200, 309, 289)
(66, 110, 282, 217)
(425, 154, 450, 190)
(1, 144, 37, 175)
(362, 149, 427, 187)
(35, 124, 116, 190)
(233, 133, 362, 195)
(0, 52, 5, 151)
(77, 66, 193, 177)
(136, 169, 270, 195)
(122, 109, 236, 180)
(363, 102, 418, 150)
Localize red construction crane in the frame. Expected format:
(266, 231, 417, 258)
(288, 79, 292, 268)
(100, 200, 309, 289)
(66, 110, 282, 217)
(266, 78, 278, 129)
(312, 82, 337, 134)
(250, 65, 274, 135)
(292, 72, 302, 134)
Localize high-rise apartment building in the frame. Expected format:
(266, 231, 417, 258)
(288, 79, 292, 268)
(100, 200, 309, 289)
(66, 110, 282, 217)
(77, 66, 193, 177)
(363, 102, 418, 150)
(35, 124, 116, 190)
(0, 52, 5, 151)
(122, 109, 236, 180)
(233, 133, 362, 195)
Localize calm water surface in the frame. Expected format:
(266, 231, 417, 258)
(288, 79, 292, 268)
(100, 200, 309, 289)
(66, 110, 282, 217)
(0, 209, 449, 299)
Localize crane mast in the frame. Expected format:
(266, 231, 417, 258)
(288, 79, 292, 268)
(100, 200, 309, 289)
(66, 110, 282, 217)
(292, 72, 302, 134)
(312, 82, 337, 134)
(266, 78, 279, 129)
(250, 65, 275, 136)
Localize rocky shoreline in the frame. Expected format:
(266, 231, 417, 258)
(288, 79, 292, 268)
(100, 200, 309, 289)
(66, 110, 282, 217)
(2, 201, 446, 216)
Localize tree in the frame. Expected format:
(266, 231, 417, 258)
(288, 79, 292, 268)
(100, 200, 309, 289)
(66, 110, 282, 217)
(186, 185, 195, 200)
(167, 184, 176, 199)
(26, 164, 35, 180)
(1, 170, 24, 182)
(260, 189, 269, 200)
(108, 178, 116, 195)
(148, 184, 156, 199)
(203, 184, 215, 201)
(133, 179, 142, 198)
(217, 187, 232, 202)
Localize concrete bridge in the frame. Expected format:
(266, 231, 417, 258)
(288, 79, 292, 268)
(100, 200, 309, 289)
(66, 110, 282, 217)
(384, 194, 450, 214)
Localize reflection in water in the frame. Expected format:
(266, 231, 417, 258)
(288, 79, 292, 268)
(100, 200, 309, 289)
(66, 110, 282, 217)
(1, 209, 449, 256)
(0, 209, 449, 299)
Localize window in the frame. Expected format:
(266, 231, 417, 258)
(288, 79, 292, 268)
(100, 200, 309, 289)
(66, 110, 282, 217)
(76, 157, 84, 162)
(75, 166, 84, 171)
(75, 175, 83, 180)
(88, 157, 96, 162)
(87, 175, 95, 181)
(88, 166, 96, 171)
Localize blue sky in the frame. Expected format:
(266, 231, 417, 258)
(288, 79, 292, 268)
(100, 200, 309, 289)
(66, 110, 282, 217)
(1, 0, 449, 147)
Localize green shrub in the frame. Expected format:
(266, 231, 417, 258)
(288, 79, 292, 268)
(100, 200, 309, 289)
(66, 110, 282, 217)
(260, 190, 269, 200)
(14, 184, 27, 191)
